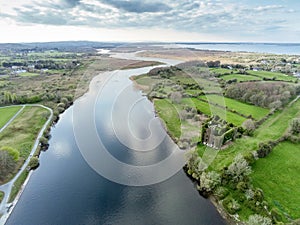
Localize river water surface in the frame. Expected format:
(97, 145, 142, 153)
(6, 54, 226, 225)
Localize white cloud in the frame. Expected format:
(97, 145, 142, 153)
(0, 0, 299, 42)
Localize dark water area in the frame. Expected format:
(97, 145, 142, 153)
(6, 65, 226, 224)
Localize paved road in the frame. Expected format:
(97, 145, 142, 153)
(0, 104, 53, 225)
(0, 106, 25, 133)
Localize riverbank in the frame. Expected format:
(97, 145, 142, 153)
(131, 53, 300, 224)
(0, 104, 53, 224)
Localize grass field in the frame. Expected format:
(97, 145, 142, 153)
(220, 74, 262, 82)
(199, 94, 269, 120)
(154, 99, 181, 140)
(0, 106, 49, 160)
(19, 72, 40, 77)
(203, 98, 300, 171)
(196, 99, 300, 221)
(209, 68, 234, 75)
(251, 141, 300, 221)
(247, 70, 297, 82)
(0, 106, 22, 129)
(187, 98, 247, 126)
(133, 74, 159, 87)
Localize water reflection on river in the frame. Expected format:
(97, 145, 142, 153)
(6, 54, 226, 225)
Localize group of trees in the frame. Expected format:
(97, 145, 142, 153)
(1, 91, 42, 105)
(226, 82, 300, 109)
(186, 151, 277, 223)
(2, 60, 79, 70)
(0, 146, 19, 181)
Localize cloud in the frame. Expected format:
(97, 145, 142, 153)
(0, 0, 299, 42)
(253, 5, 284, 12)
(101, 0, 171, 13)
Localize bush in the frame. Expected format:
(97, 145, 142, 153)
(257, 142, 272, 158)
(224, 154, 252, 183)
(244, 152, 256, 165)
(237, 181, 248, 192)
(214, 186, 229, 200)
(223, 197, 241, 214)
(28, 157, 39, 169)
(242, 119, 256, 136)
(247, 214, 272, 225)
(0, 146, 19, 161)
(198, 171, 221, 194)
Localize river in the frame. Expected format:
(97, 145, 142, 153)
(5, 53, 226, 225)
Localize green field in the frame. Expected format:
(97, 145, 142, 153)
(204, 98, 300, 171)
(134, 74, 159, 86)
(196, 99, 300, 221)
(209, 68, 234, 75)
(0, 106, 22, 129)
(220, 74, 262, 82)
(19, 72, 40, 77)
(0, 106, 49, 160)
(251, 142, 300, 220)
(199, 94, 269, 120)
(186, 98, 247, 126)
(247, 70, 297, 82)
(154, 99, 181, 140)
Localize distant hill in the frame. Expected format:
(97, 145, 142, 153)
(0, 41, 124, 53)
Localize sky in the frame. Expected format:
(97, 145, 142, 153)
(0, 0, 299, 43)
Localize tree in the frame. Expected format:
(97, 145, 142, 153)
(242, 119, 256, 135)
(269, 100, 282, 110)
(28, 157, 39, 169)
(290, 118, 300, 135)
(170, 91, 182, 104)
(226, 154, 252, 183)
(247, 214, 272, 225)
(0, 146, 19, 180)
(198, 171, 221, 193)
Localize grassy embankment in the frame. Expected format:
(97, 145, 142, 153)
(154, 99, 181, 140)
(132, 56, 299, 223)
(8, 170, 29, 203)
(0, 191, 3, 204)
(197, 99, 300, 221)
(155, 90, 300, 221)
(0, 106, 50, 184)
(0, 106, 22, 129)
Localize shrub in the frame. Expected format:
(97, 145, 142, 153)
(0, 146, 19, 161)
(247, 214, 272, 225)
(257, 142, 272, 158)
(237, 181, 248, 192)
(198, 171, 221, 194)
(242, 119, 256, 136)
(223, 197, 241, 214)
(28, 157, 39, 169)
(214, 186, 229, 200)
(225, 154, 252, 183)
(244, 152, 256, 165)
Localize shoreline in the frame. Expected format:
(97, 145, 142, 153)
(0, 104, 53, 225)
